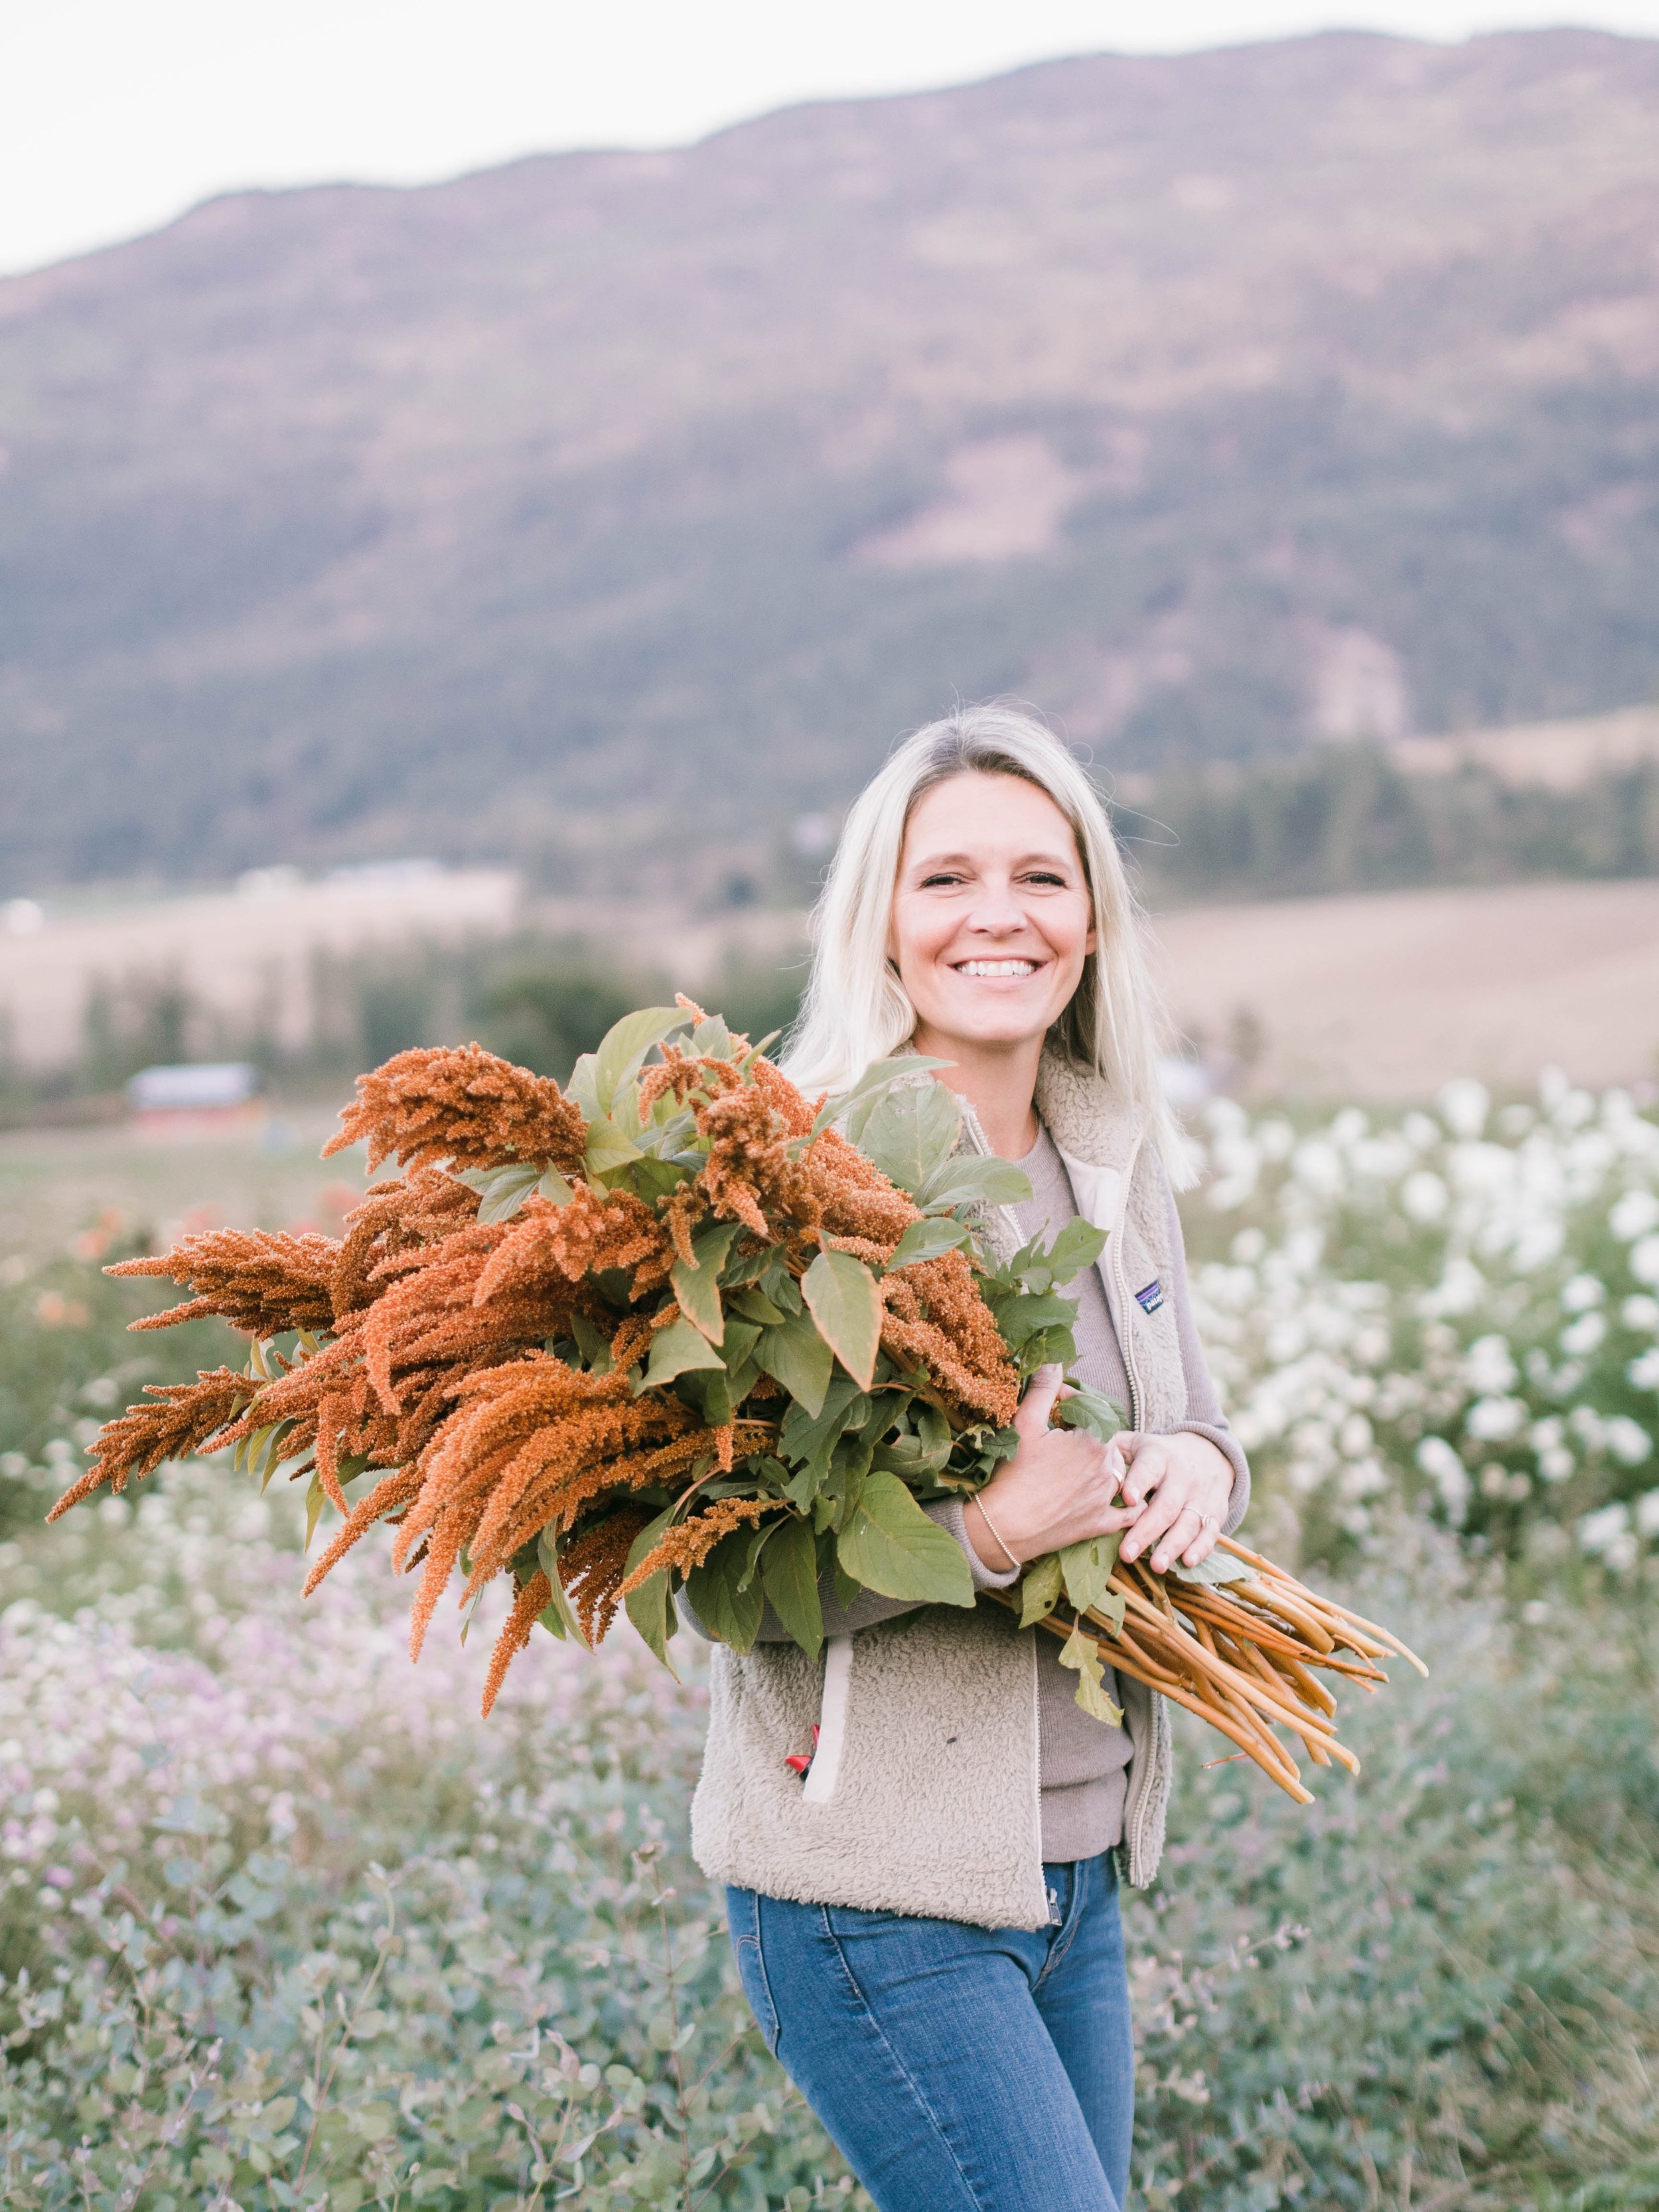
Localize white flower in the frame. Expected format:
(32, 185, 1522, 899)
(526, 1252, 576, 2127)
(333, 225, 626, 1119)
(1292, 1142, 1342, 1195)
(1605, 1416, 1653, 1467)
(1416, 1434, 1470, 1522)
(1611, 1189, 1659, 1242)
(1559, 1311, 1607, 1357)
(1438, 1078, 1490, 1138)
(1628, 1349, 1659, 1392)
(1577, 1501, 1630, 1555)
(1465, 1396, 1526, 1442)
(1559, 1273, 1605, 1312)
(1623, 1295, 1659, 1333)
(1463, 1334, 1518, 1395)
(1400, 1170, 1447, 1223)
(1630, 1235, 1659, 1288)
(1338, 1412, 1374, 1457)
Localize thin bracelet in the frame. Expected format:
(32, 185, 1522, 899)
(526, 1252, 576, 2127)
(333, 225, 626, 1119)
(970, 1494, 1022, 1574)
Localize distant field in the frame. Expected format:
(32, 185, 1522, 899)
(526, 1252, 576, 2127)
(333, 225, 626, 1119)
(1153, 875, 1659, 1098)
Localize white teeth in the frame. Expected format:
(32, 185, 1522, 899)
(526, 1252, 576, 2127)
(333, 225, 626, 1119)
(958, 960, 1037, 978)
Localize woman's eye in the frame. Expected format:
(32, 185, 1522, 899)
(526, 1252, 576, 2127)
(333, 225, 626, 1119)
(919, 872, 965, 889)
(1023, 871, 1068, 888)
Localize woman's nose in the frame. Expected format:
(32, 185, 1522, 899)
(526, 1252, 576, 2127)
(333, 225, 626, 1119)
(966, 881, 1027, 933)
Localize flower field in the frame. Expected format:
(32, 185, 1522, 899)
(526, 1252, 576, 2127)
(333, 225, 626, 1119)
(0, 1072, 1656, 2209)
(1185, 1073, 1659, 1576)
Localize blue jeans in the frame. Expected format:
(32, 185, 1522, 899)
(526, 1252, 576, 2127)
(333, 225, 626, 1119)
(726, 1854, 1133, 2212)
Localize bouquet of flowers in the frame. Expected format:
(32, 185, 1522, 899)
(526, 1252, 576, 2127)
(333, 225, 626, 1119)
(54, 1001, 1421, 1801)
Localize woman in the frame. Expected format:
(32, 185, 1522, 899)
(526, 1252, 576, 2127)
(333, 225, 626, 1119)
(688, 706, 1247, 2212)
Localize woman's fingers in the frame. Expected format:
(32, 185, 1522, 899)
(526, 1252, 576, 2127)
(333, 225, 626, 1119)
(1115, 1431, 1155, 1507)
(1149, 1501, 1206, 1574)
(1178, 1513, 1220, 1568)
(1118, 1471, 1188, 1564)
(1013, 1363, 1066, 1441)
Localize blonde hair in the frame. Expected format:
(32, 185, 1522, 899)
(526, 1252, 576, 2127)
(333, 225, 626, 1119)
(783, 704, 1191, 1181)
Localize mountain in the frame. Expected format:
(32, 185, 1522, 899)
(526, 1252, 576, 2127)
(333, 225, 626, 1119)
(1, 29, 1657, 899)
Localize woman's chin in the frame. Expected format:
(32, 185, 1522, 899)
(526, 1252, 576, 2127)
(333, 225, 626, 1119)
(919, 1007, 1057, 1055)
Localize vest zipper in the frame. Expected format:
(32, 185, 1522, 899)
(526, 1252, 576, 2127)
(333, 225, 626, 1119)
(1110, 1134, 1146, 1431)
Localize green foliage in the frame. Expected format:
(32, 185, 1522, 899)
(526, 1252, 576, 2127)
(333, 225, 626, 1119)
(1134, 1543, 1659, 2211)
(1136, 748, 1659, 907)
(0, 1481, 865, 2211)
(0, 1234, 236, 1534)
(6, 1491, 1658, 2210)
(833, 1471, 975, 1608)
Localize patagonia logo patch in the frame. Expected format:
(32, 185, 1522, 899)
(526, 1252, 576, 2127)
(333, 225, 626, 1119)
(1134, 1278, 1165, 1315)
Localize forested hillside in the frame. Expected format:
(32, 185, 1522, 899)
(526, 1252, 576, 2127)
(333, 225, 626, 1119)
(1, 29, 1656, 896)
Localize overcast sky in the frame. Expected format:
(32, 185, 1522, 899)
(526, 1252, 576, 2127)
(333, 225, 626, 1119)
(4, 0, 1656, 276)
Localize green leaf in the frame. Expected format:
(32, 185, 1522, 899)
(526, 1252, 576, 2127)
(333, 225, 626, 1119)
(835, 1471, 974, 1606)
(1089, 1589, 1127, 1637)
(920, 1155, 1034, 1211)
(469, 1160, 543, 1223)
(802, 1247, 882, 1388)
(886, 1215, 973, 1271)
(995, 1290, 1082, 1351)
(614, 1508, 681, 1666)
(1168, 1552, 1258, 1587)
(760, 1517, 824, 1660)
(1019, 1550, 1064, 1628)
(670, 1220, 741, 1345)
(686, 1538, 766, 1655)
(583, 1113, 645, 1175)
(565, 1053, 601, 1120)
(1057, 1620, 1124, 1726)
(855, 1083, 961, 1198)
(538, 1165, 575, 1205)
(1054, 1384, 1125, 1445)
(811, 1055, 952, 1139)
(1059, 1532, 1122, 1617)
(1044, 1216, 1109, 1284)
(729, 1284, 788, 1325)
(754, 1308, 835, 1418)
(302, 1471, 328, 1552)
(593, 1005, 695, 1116)
(719, 1316, 761, 1372)
(643, 1316, 726, 1386)
(778, 1373, 867, 1477)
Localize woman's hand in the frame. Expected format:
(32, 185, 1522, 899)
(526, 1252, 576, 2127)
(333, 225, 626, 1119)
(963, 1366, 1141, 1571)
(962, 1367, 1236, 1577)
(1114, 1430, 1234, 1573)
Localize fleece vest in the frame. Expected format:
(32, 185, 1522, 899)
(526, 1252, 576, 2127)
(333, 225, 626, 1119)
(689, 1051, 1187, 1931)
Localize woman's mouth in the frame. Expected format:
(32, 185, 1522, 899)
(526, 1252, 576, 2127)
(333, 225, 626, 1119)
(954, 958, 1039, 978)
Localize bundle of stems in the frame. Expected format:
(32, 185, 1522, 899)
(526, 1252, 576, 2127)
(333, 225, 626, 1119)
(1003, 1536, 1427, 1803)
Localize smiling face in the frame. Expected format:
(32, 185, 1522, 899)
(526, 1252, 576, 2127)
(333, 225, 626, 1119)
(889, 770, 1097, 1064)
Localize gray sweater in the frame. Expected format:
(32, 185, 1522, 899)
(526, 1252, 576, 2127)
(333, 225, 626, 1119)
(717, 1118, 1248, 1863)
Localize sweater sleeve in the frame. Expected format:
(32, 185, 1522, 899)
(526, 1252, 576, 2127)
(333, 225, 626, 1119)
(1155, 1163, 1251, 1536)
(676, 1496, 1014, 1645)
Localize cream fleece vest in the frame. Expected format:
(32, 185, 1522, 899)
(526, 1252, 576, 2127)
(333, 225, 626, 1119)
(689, 1051, 1187, 1931)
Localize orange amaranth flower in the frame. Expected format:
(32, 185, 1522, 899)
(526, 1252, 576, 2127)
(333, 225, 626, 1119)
(880, 1249, 1019, 1427)
(50, 1368, 259, 1516)
(618, 1494, 784, 1594)
(558, 1509, 652, 1645)
(473, 1186, 672, 1306)
(109, 1230, 340, 1339)
(323, 1043, 587, 1177)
